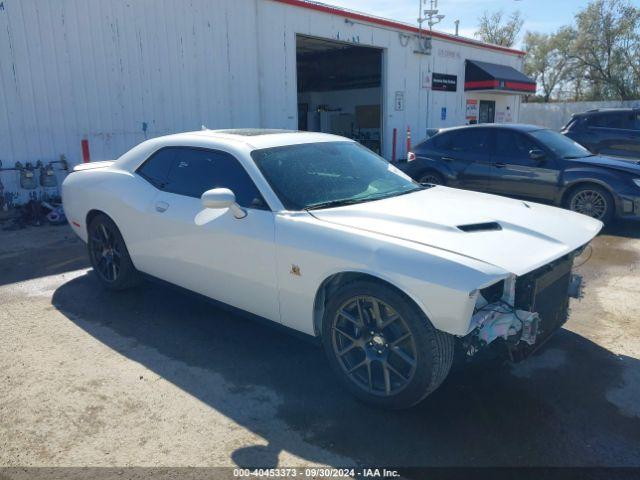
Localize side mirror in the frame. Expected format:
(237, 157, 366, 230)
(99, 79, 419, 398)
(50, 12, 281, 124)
(201, 188, 247, 219)
(529, 149, 546, 161)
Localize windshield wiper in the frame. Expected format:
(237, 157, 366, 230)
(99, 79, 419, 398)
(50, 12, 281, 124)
(305, 198, 371, 210)
(305, 187, 425, 211)
(564, 154, 595, 159)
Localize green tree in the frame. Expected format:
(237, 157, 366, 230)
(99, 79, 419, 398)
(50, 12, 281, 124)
(569, 0, 640, 100)
(475, 10, 524, 47)
(523, 30, 572, 102)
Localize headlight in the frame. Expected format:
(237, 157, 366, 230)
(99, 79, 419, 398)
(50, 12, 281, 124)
(633, 178, 640, 188)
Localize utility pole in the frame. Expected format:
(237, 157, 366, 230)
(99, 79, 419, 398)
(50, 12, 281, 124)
(417, 0, 445, 53)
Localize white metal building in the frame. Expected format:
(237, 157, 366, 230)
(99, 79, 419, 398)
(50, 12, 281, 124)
(0, 0, 534, 205)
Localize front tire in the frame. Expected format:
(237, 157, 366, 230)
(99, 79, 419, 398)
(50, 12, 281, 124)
(87, 214, 140, 290)
(565, 184, 614, 224)
(321, 281, 454, 409)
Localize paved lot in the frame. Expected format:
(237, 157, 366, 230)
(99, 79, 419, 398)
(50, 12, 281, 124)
(1, 222, 639, 469)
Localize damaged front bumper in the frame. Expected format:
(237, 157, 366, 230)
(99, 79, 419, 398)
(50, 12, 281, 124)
(462, 260, 583, 360)
(463, 306, 540, 357)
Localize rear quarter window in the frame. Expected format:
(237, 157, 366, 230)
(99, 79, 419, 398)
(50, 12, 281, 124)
(431, 132, 454, 150)
(563, 118, 579, 130)
(412, 139, 430, 153)
(137, 148, 176, 189)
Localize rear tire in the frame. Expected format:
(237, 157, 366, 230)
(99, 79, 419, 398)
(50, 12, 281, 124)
(321, 280, 454, 409)
(417, 170, 444, 185)
(87, 214, 140, 290)
(564, 184, 614, 224)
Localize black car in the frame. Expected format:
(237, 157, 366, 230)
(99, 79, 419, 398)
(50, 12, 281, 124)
(561, 108, 640, 160)
(399, 124, 640, 224)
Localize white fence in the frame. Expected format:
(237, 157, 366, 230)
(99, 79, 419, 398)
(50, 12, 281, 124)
(520, 100, 640, 130)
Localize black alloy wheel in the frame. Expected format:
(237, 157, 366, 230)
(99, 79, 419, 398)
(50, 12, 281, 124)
(322, 281, 454, 409)
(87, 214, 139, 290)
(331, 295, 418, 397)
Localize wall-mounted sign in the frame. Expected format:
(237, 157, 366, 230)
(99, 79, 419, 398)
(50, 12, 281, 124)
(422, 71, 431, 89)
(394, 91, 405, 111)
(505, 106, 513, 123)
(441, 107, 447, 121)
(432, 73, 457, 92)
(465, 99, 478, 123)
(437, 48, 461, 60)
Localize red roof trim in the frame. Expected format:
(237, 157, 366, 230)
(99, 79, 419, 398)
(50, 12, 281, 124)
(505, 81, 536, 92)
(465, 80, 499, 89)
(272, 0, 526, 56)
(465, 80, 536, 93)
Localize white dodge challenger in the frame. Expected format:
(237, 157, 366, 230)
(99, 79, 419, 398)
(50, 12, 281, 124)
(63, 129, 602, 408)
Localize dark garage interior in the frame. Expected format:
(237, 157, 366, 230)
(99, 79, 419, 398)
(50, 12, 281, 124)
(296, 35, 383, 154)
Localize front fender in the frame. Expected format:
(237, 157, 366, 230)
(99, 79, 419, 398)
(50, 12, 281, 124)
(275, 213, 508, 337)
(559, 167, 622, 206)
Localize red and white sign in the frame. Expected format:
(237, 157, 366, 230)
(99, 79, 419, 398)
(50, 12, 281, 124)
(465, 99, 478, 122)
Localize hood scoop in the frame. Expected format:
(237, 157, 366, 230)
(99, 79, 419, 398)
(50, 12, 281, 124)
(457, 222, 502, 233)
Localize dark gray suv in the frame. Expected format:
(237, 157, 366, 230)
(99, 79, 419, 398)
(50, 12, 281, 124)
(561, 108, 640, 160)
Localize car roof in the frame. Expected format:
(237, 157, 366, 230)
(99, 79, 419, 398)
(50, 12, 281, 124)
(573, 108, 639, 117)
(164, 129, 350, 150)
(113, 129, 353, 172)
(435, 123, 544, 134)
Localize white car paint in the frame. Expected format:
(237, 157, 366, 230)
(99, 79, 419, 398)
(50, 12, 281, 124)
(62, 130, 602, 338)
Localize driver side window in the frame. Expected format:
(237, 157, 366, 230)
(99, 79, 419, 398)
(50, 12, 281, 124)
(493, 130, 543, 166)
(494, 131, 539, 157)
(137, 147, 268, 210)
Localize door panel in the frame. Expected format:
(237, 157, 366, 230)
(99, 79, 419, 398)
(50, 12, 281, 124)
(445, 128, 493, 192)
(142, 191, 280, 321)
(489, 130, 560, 200)
(128, 146, 280, 322)
(588, 112, 640, 158)
(591, 128, 634, 157)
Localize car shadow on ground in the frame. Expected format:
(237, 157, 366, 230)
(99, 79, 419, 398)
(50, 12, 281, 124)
(0, 226, 88, 286)
(52, 273, 640, 469)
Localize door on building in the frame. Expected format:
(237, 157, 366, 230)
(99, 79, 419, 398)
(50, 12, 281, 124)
(479, 100, 496, 123)
(296, 35, 383, 155)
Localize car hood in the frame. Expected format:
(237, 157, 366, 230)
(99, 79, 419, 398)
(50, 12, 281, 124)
(572, 155, 640, 175)
(309, 187, 602, 276)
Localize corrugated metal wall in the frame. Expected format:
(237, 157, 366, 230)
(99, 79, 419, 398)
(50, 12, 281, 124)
(0, 0, 525, 204)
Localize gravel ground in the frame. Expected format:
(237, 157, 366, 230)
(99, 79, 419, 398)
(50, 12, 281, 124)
(1, 222, 639, 470)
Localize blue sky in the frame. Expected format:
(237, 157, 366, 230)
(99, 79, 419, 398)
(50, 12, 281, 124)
(326, 0, 603, 48)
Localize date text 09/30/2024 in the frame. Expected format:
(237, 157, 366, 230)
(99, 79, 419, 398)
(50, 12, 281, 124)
(233, 468, 400, 478)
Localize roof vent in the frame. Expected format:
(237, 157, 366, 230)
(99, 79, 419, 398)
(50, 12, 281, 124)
(458, 222, 502, 232)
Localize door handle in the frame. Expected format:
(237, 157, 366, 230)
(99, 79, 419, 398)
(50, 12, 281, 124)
(442, 156, 456, 162)
(494, 162, 506, 168)
(155, 201, 169, 213)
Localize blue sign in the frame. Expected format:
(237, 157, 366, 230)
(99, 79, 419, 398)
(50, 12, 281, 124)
(441, 107, 447, 120)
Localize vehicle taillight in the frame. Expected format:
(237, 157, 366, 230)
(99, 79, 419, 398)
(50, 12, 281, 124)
(407, 152, 416, 162)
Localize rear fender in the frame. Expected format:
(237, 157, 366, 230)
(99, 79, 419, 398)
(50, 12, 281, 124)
(415, 156, 456, 182)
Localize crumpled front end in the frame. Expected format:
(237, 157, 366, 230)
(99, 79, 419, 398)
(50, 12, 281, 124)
(461, 247, 585, 361)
